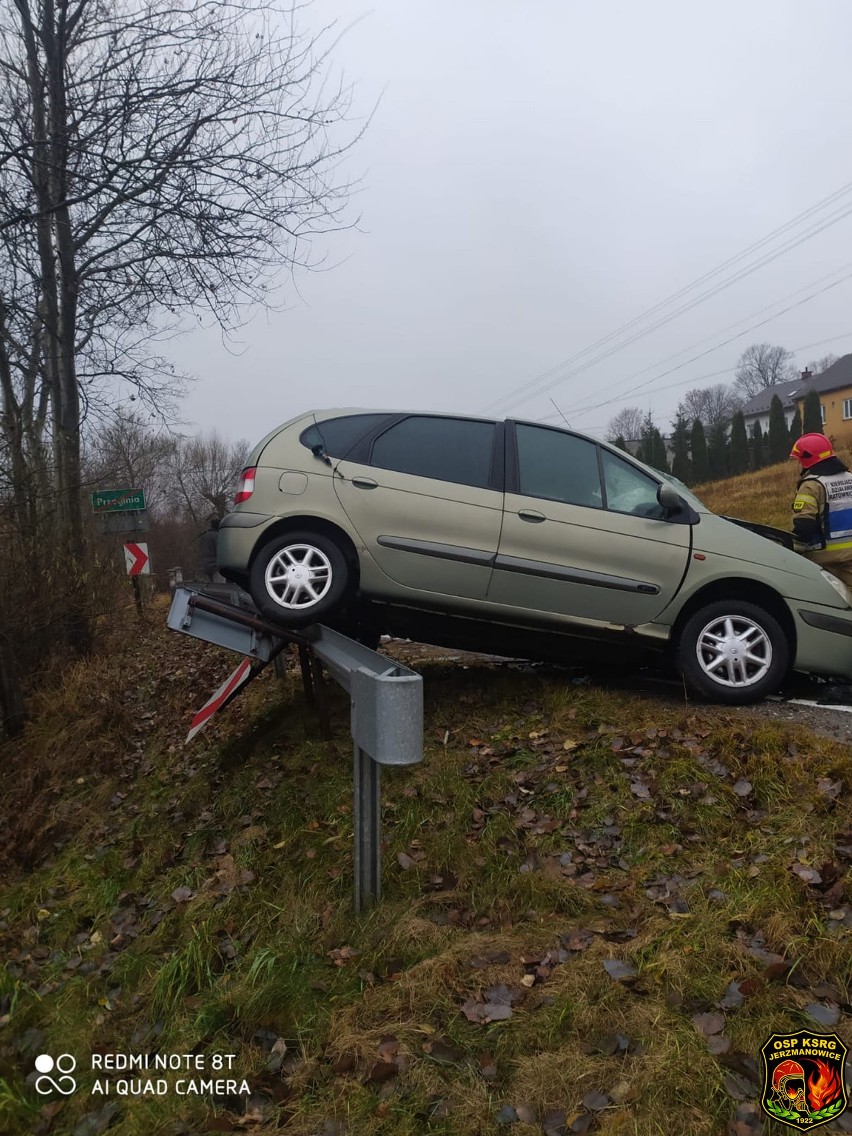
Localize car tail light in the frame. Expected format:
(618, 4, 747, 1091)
(234, 466, 256, 504)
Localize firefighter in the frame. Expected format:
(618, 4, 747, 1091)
(789, 432, 852, 589)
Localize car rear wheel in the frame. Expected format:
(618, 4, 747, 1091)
(676, 600, 790, 704)
(249, 531, 349, 627)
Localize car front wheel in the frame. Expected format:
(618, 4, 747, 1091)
(676, 600, 790, 704)
(249, 531, 349, 627)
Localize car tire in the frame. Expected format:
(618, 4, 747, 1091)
(676, 599, 790, 704)
(249, 531, 349, 628)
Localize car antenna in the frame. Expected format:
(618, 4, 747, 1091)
(549, 398, 572, 429)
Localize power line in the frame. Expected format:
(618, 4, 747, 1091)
(565, 269, 852, 422)
(570, 329, 852, 436)
(483, 179, 852, 415)
(550, 261, 852, 420)
(486, 198, 852, 414)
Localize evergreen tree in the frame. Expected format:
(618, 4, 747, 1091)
(803, 388, 823, 434)
(768, 394, 789, 463)
(635, 412, 655, 466)
(691, 419, 709, 484)
(707, 421, 729, 480)
(751, 421, 765, 470)
(614, 435, 629, 454)
(670, 414, 692, 484)
(788, 404, 803, 446)
(650, 427, 669, 473)
(729, 411, 749, 475)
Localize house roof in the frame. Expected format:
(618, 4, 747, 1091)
(742, 354, 852, 417)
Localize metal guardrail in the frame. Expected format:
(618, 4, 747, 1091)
(166, 586, 423, 910)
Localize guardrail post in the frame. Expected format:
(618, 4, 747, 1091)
(166, 592, 423, 912)
(353, 745, 382, 910)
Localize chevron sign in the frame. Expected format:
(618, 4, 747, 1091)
(124, 542, 150, 576)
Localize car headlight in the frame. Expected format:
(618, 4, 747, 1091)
(820, 569, 851, 606)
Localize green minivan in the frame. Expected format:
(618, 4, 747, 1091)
(217, 408, 852, 704)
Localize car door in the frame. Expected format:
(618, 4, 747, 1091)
(488, 422, 692, 625)
(333, 415, 503, 599)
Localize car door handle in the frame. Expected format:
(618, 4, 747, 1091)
(351, 477, 378, 490)
(518, 509, 546, 523)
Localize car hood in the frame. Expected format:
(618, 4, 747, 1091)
(718, 515, 794, 551)
(694, 512, 847, 602)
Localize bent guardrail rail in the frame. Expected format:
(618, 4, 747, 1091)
(167, 586, 423, 910)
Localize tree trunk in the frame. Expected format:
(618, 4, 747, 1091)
(15, 0, 90, 652)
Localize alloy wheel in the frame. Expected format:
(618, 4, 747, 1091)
(264, 543, 333, 610)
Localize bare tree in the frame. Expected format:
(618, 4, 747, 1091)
(0, 0, 356, 631)
(733, 343, 796, 399)
(83, 409, 176, 513)
(166, 431, 250, 524)
(804, 354, 839, 376)
(605, 406, 645, 442)
(677, 383, 742, 428)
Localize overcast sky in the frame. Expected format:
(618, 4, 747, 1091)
(169, 0, 852, 446)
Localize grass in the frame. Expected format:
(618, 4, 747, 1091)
(694, 444, 852, 527)
(0, 582, 849, 1133)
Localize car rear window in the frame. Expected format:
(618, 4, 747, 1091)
(300, 414, 391, 458)
(369, 416, 495, 488)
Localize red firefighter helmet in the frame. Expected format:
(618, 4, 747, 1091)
(790, 432, 834, 468)
(773, 1059, 806, 1094)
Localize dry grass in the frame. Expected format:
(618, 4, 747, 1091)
(695, 444, 852, 529)
(0, 590, 850, 1135)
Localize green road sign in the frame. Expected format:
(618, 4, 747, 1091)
(91, 488, 146, 513)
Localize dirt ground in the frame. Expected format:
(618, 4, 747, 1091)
(382, 638, 852, 745)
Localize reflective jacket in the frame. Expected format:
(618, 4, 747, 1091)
(793, 470, 852, 551)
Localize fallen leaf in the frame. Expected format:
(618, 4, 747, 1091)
(328, 946, 359, 966)
(170, 886, 194, 903)
(719, 980, 745, 1009)
(602, 958, 638, 982)
(478, 1052, 498, 1081)
(364, 1061, 398, 1084)
(723, 1072, 755, 1101)
(816, 777, 842, 800)
(542, 1108, 568, 1135)
(805, 1002, 840, 1027)
(331, 1055, 356, 1076)
(462, 998, 512, 1024)
(422, 1038, 463, 1063)
(692, 1011, 725, 1036)
(582, 1089, 611, 1111)
(376, 1036, 399, 1062)
(791, 863, 822, 885)
(266, 1037, 287, 1073)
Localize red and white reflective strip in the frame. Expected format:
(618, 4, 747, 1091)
(234, 466, 256, 504)
(185, 657, 252, 744)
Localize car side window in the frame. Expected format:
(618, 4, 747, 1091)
(300, 414, 391, 458)
(369, 416, 495, 489)
(601, 449, 666, 519)
(514, 424, 602, 508)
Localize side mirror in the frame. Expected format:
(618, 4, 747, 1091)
(657, 482, 682, 513)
